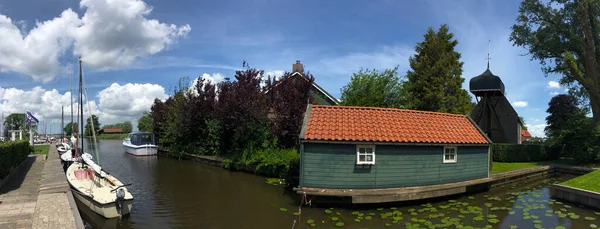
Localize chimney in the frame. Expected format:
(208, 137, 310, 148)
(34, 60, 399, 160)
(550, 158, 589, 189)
(292, 60, 304, 73)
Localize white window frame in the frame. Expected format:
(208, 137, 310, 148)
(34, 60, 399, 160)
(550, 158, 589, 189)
(356, 145, 376, 165)
(443, 146, 457, 163)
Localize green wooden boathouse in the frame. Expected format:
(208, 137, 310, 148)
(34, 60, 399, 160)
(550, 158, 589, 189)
(294, 105, 492, 203)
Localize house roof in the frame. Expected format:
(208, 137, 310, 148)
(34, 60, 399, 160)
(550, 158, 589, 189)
(300, 105, 490, 144)
(101, 128, 123, 133)
(291, 72, 340, 105)
(521, 129, 532, 138)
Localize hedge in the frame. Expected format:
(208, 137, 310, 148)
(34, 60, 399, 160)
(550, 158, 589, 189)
(0, 140, 30, 180)
(492, 143, 560, 162)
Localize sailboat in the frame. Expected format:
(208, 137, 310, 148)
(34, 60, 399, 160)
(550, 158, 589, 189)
(57, 106, 71, 153)
(66, 57, 133, 218)
(60, 63, 92, 165)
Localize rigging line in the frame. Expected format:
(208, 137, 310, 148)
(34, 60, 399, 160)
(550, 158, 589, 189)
(85, 87, 101, 166)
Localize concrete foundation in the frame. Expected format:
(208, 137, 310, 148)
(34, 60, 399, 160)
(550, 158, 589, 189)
(550, 184, 600, 210)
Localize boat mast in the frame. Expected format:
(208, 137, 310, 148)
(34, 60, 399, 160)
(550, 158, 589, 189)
(79, 57, 84, 154)
(61, 106, 64, 140)
(70, 64, 73, 137)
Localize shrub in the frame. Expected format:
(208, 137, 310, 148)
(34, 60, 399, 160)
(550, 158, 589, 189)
(0, 140, 30, 180)
(242, 148, 299, 177)
(492, 144, 555, 162)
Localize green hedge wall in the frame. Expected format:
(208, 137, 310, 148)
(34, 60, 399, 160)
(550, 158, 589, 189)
(492, 144, 559, 162)
(0, 140, 30, 180)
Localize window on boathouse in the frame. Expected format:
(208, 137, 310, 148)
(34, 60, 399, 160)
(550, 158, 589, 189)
(356, 145, 375, 165)
(443, 146, 457, 163)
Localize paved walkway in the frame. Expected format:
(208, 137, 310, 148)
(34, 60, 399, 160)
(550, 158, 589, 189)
(0, 155, 45, 229)
(31, 145, 78, 229)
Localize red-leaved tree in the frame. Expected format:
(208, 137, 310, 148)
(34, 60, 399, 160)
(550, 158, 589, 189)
(267, 72, 315, 148)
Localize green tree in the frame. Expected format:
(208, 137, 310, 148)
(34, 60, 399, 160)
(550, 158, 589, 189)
(3, 113, 27, 138)
(137, 111, 153, 132)
(405, 24, 472, 114)
(84, 115, 100, 136)
(545, 94, 582, 136)
(340, 66, 407, 108)
(64, 122, 79, 136)
(510, 0, 600, 122)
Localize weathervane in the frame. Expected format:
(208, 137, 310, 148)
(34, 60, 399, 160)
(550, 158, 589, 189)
(487, 39, 491, 69)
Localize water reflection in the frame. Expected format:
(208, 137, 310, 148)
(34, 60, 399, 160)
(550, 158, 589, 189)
(77, 139, 599, 229)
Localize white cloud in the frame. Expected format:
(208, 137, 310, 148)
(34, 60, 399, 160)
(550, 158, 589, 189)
(0, 83, 166, 134)
(73, 0, 191, 69)
(0, 0, 190, 82)
(0, 86, 86, 134)
(0, 10, 81, 82)
(189, 73, 225, 96)
(512, 101, 528, 107)
(264, 70, 285, 79)
(526, 124, 546, 138)
(550, 92, 559, 95)
(548, 81, 560, 88)
(199, 73, 226, 85)
(97, 83, 167, 124)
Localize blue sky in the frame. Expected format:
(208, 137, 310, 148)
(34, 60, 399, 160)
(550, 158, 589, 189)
(0, 0, 564, 137)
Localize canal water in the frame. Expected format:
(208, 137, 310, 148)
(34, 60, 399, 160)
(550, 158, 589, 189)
(79, 139, 600, 229)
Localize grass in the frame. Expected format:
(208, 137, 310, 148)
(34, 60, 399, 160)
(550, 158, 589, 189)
(492, 162, 544, 174)
(32, 144, 50, 155)
(84, 133, 129, 140)
(491, 157, 600, 174)
(561, 170, 600, 192)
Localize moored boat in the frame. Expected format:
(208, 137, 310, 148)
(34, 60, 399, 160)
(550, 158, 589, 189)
(122, 132, 158, 156)
(66, 154, 133, 218)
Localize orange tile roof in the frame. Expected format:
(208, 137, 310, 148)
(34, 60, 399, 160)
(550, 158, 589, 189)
(302, 105, 490, 144)
(102, 128, 123, 133)
(522, 129, 532, 138)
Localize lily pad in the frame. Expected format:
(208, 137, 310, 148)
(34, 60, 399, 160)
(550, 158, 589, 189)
(355, 219, 361, 222)
(555, 226, 566, 229)
(510, 226, 518, 229)
(586, 217, 597, 221)
(332, 217, 339, 221)
(325, 209, 332, 214)
(335, 222, 345, 227)
(365, 216, 372, 220)
(591, 224, 598, 228)
(279, 208, 288, 212)
(488, 219, 500, 224)
(307, 219, 314, 224)
(570, 215, 581, 220)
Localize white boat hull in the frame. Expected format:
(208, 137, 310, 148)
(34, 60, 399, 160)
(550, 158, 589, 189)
(66, 162, 134, 219)
(72, 190, 133, 219)
(123, 143, 158, 156)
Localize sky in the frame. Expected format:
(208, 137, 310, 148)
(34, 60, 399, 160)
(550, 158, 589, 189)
(0, 0, 565, 137)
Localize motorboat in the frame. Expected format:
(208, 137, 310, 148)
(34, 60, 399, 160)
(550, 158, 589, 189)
(66, 154, 133, 218)
(122, 132, 158, 156)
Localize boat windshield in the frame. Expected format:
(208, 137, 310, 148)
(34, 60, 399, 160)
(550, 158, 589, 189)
(130, 133, 155, 146)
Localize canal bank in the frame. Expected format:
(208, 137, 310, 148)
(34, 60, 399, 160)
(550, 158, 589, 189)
(0, 145, 83, 229)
